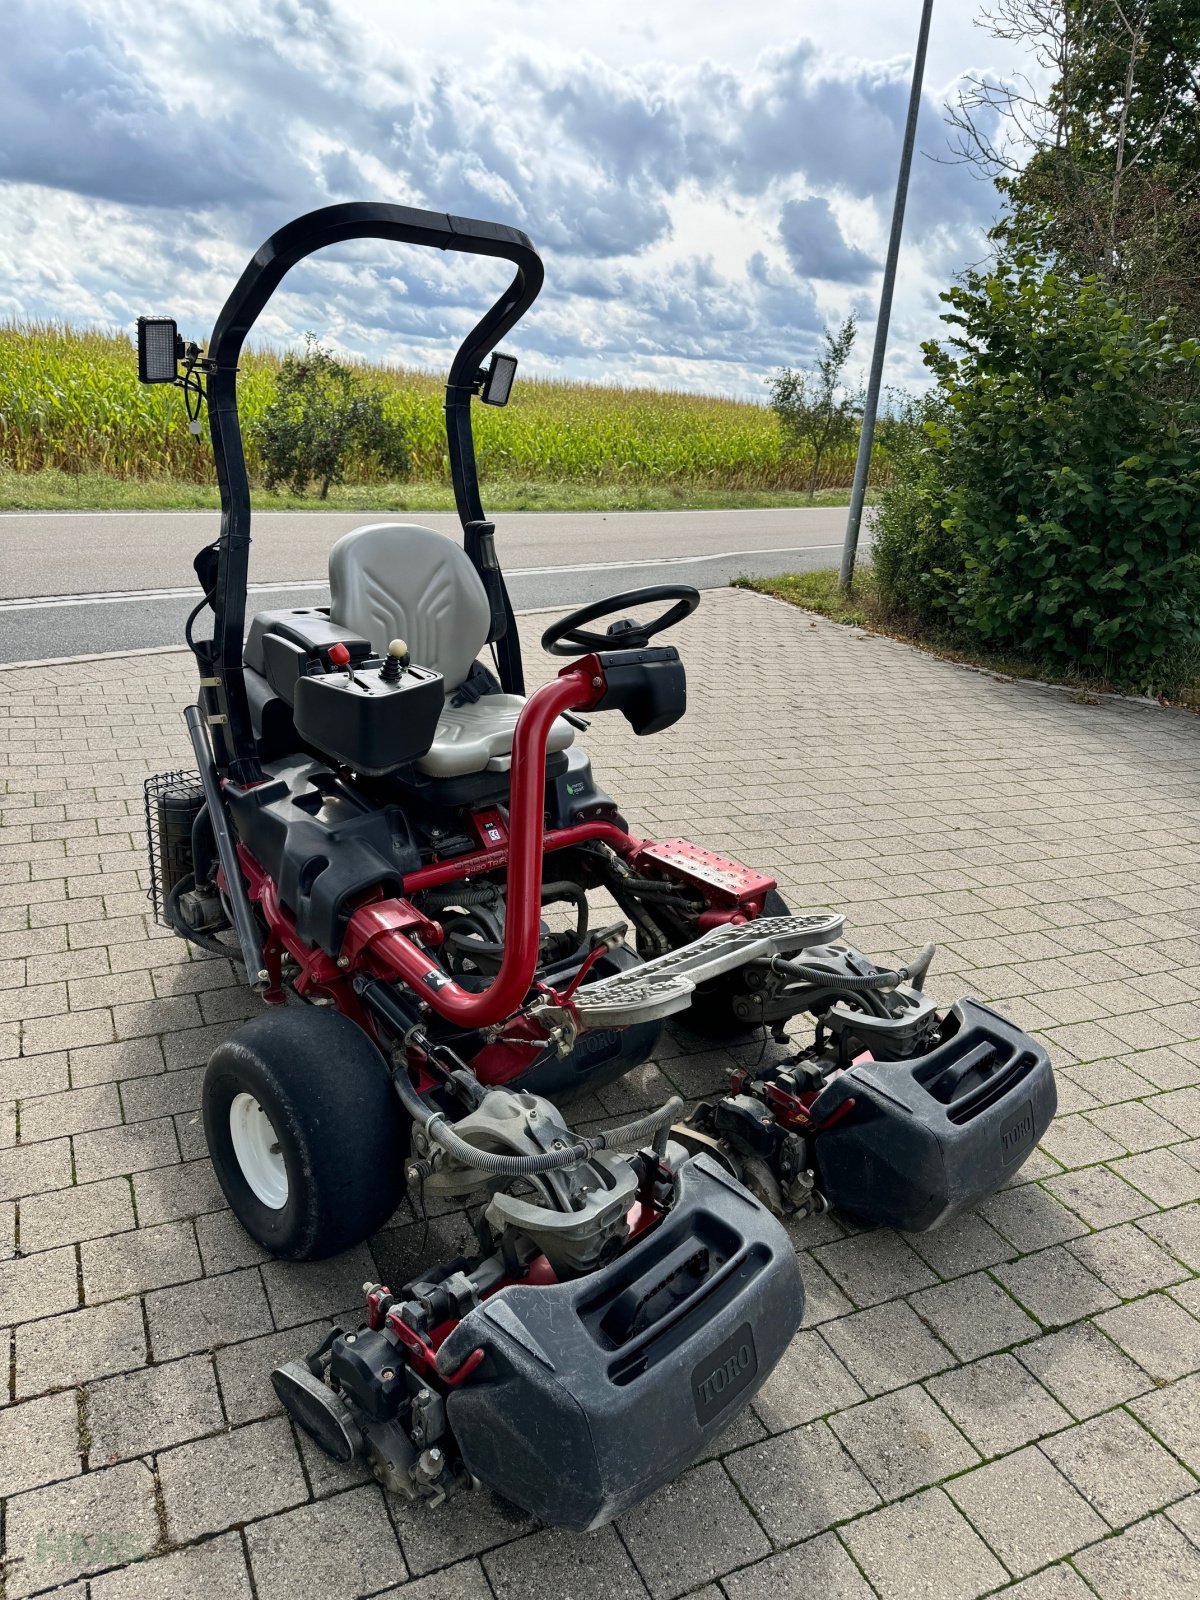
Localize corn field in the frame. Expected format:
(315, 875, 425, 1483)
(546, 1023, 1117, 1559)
(0, 322, 892, 491)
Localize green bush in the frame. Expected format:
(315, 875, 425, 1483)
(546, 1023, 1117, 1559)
(873, 257, 1200, 688)
(253, 334, 410, 498)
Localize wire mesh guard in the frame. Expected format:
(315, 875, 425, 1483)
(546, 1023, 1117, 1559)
(143, 770, 204, 926)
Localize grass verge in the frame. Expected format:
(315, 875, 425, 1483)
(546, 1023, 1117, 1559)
(0, 469, 867, 514)
(740, 568, 1200, 711)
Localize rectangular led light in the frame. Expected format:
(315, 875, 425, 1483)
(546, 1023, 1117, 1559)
(137, 316, 180, 384)
(481, 351, 518, 407)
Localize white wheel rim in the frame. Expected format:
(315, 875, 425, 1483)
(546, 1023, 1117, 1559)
(229, 1092, 289, 1209)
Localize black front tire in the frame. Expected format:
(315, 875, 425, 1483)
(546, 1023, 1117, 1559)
(678, 889, 792, 1040)
(203, 1007, 408, 1261)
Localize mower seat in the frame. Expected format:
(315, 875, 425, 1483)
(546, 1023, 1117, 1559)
(328, 523, 575, 779)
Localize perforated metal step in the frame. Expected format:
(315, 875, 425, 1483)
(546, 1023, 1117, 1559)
(574, 912, 846, 1028)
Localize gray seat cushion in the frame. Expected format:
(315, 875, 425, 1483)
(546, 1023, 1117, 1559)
(416, 695, 575, 778)
(329, 522, 574, 778)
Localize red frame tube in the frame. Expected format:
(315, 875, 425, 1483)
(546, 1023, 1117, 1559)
(346, 658, 606, 1027)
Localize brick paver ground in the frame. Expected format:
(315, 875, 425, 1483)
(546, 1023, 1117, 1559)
(4, 585, 1200, 1599)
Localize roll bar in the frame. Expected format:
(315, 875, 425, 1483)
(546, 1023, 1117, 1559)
(197, 203, 545, 783)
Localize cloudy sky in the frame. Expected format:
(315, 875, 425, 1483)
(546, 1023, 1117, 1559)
(1, 0, 1028, 398)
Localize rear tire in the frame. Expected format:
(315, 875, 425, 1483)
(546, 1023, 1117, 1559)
(203, 1007, 408, 1261)
(678, 890, 792, 1040)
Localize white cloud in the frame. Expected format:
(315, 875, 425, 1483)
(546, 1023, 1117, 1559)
(0, 0, 1031, 396)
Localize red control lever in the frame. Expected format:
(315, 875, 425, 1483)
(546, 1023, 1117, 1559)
(327, 643, 351, 668)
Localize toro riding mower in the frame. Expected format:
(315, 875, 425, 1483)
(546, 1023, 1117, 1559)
(138, 203, 1056, 1530)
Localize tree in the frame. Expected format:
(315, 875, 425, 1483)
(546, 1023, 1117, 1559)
(255, 334, 410, 498)
(946, 1, 1200, 329)
(873, 255, 1200, 688)
(768, 316, 862, 498)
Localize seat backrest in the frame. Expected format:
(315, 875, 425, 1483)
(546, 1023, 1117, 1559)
(328, 523, 491, 692)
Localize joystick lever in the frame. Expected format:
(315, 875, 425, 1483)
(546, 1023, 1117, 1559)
(379, 638, 410, 684)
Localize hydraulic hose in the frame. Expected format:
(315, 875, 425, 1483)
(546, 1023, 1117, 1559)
(392, 1066, 683, 1176)
(165, 874, 245, 962)
(589, 1098, 685, 1150)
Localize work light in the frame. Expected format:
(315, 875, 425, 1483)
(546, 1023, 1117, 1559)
(137, 317, 181, 384)
(481, 351, 518, 406)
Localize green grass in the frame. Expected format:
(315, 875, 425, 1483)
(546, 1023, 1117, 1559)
(0, 466, 867, 514)
(741, 568, 1200, 710)
(0, 320, 898, 501)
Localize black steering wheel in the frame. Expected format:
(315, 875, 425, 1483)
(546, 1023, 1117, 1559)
(540, 585, 701, 657)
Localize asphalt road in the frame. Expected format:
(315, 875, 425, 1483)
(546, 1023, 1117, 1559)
(0, 506, 861, 663)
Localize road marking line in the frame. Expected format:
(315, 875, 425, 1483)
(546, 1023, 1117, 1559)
(0, 544, 843, 611)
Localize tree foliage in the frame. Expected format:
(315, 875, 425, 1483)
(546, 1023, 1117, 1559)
(873, 256, 1200, 688)
(948, 0, 1200, 330)
(254, 334, 410, 498)
(768, 317, 862, 498)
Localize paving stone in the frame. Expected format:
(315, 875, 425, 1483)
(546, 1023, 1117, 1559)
(84, 1354, 223, 1464)
(213, 1318, 333, 1423)
(19, 1081, 120, 1145)
(375, 1560, 493, 1600)
(259, 1243, 377, 1326)
(841, 1486, 1008, 1600)
(158, 1414, 307, 1541)
(145, 1264, 273, 1358)
(0, 1243, 80, 1323)
(1165, 1489, 1200, 1551)
(245, 1485, 405, 1600)
(73, 1116, 179, 1182)
(946, 1446, 1108, 1576)
(903, 1212, 1017, 1279)
(132, 1156, 225, 1224)
(19, 1176, 136, 1252)
(1041, 1113, 1128, 1170)
(1097, 1293, 1200, 1382)
(979, 1185, 1088, 1252)
(813, 1230, 938, 1307)
(0, 1135, 73, 1200)
(910, 1272, 1040, 1361)
(797, 1253, 855, 1325)
(993, 1245, 1120, 1327)
(120, 1065, 204, 1121)
(1018, 1319, 1154, 1420)
(1111, 1148, 1200, 1207)
(749, 1327, 866, 1429)
(619, 1458, 771, 1596)
(0, 1389, 82, 1498)
(1040, 1409, 1196, 1528)
(926, 1352, 1072, 1457)
(196, 1206, 272, 1273)
(828, 1383, 979, 1499)
(1130, 1372, 1200, 1471)
(721, 1531, 875, 1600)
(820, 1300, 955, 1397)
(68, 1034, 164, 1089)
(993, 1562, 1101, 1599)
(81, 1218, 201, 1301)
(3, 1458, 159, 1597)
(15, 1296, 146, 1398)
(391, 1485, 535, 1578)
(484, 1524, 648, 1600)
(1074, 1513, 1200, 1598)
(1069, 1223, 1192, 1297)
(89, 1530, 253, 1599)
(1139, 1201, 1200, 1269)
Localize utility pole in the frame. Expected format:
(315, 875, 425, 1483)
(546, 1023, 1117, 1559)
(839, 0, 935, 590)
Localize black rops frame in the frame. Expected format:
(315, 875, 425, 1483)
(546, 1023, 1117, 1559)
(197, 202, 544, 784)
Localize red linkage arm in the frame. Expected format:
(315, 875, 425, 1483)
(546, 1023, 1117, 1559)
(344, 658, 607, 1027)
